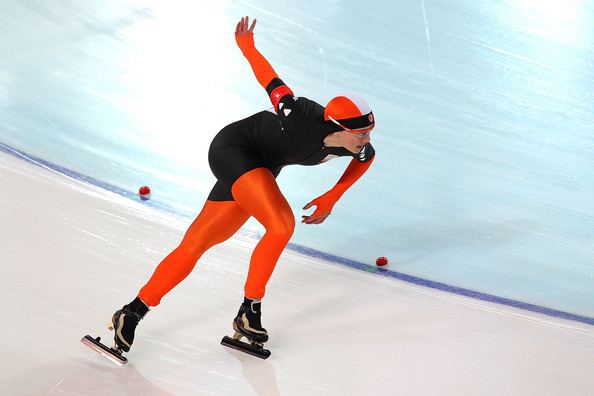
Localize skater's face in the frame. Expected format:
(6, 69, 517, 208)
(326, 114, 374, 153)
(339, 130, 372, 153)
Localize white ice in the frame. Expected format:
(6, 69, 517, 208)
(2, 151, 594, 395)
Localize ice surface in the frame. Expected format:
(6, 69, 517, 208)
(1, 151, 594, 395)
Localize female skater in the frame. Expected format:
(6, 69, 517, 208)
(110, 16, 376, 353)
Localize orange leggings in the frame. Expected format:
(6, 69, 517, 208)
(138, 168, 295, 306)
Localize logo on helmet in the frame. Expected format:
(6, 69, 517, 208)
(368, 113, 374, 123)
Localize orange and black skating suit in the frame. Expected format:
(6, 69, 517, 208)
(208, 77, 375, 201)
(137, 30, 375, 306)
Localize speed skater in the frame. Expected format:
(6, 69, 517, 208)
(109, 16, 376, 355)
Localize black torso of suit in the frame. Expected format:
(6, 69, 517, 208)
(207, 79, 375, 201)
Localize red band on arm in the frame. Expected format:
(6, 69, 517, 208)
(270, 85, 293, 111)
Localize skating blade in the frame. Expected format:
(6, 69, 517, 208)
(221, 335, 271, 359)
(81, 335, 128, 366)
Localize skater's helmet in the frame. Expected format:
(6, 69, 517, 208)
(324, 92, 375, 134)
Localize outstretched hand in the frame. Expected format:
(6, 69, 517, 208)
(302, 200, 330, 225)
(235, 16, 256, 37)
(301, 192, 338, 225)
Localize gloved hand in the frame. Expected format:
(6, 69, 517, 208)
(301, 191, 339, 225)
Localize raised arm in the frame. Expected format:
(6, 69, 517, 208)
(235, 16, 294, 112)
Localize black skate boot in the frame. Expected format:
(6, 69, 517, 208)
(233, 297, 269, 343)
(109, 297, 149, 353)
(221, 297, 271, 359)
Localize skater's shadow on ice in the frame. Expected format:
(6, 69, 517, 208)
(222, 348, 282, 396)
(2, 359, 175, 396)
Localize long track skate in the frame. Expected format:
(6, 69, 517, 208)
(221, 331, 271, 359)
(81, 335, 128, 366)
(81, 319, 128, 366)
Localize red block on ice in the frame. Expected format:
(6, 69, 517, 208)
(376, 257, 388, 266)
(139, 185, 151, 200)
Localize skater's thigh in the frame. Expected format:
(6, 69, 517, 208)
(207, 166, 282, 202)
(230, 168, 294, 232)
(182, 199, 250, 248)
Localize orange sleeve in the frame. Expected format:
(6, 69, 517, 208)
(235, 32, 278, 89)
(326, 156, 375, 200)
(302, 156, 374, 218)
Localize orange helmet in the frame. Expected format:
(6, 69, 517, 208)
(324, 92, 375, 133)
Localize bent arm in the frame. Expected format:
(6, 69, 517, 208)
(326, 155, 375, 201)
(302, 153, 375, 224)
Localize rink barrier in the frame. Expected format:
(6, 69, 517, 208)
(287, 242, 594, 326)
(2, 141, 593, 327)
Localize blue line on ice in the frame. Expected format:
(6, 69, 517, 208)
(2, 141, 592, 326)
